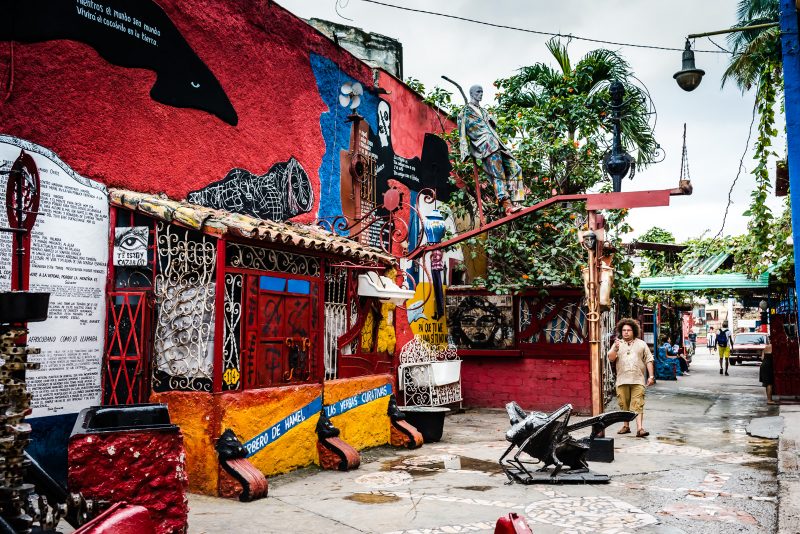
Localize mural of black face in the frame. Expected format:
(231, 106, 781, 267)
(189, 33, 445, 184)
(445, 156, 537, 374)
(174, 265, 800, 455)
(2, 0, 237, 125)
(188, 157, 314, 221)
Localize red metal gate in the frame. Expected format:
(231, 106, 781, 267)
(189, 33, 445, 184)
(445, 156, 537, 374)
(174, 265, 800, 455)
(103, 291, 153, 405)
(771, 313, 800, 396)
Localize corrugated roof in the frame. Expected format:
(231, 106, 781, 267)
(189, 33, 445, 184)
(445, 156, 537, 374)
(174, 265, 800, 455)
(109, 189, 394, 265)
(679, 252, 729, 274)
(639, 271, 770, 291)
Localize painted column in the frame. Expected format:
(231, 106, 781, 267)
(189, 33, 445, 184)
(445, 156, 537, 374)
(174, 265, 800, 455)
(588, 211, 602, 416)
(780, 0, 800, 303)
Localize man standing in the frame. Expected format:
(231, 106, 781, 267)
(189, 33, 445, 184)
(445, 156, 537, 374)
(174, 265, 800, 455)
(717, 324, 732, 375)
(707, 326, 716, 354)
(608, 318, 655, 438)
(458, 85, 526, 215)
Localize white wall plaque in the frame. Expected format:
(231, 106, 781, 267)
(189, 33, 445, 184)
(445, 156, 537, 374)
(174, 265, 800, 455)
(0, 135, 109, 418)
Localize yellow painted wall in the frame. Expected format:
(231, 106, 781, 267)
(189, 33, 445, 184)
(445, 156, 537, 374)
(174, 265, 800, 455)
(153, 375, 395, 495)
(407, 282, 448, 347)
(218, 384, 322, 476)
(324, 375, 393, 450)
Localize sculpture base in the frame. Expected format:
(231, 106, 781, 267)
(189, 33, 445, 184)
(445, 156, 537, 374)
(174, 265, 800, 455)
(503, 465, 609, 485)
(317, 438, 360, 471)
(390, 419, 424, 449)
(586, 437, 615, 463)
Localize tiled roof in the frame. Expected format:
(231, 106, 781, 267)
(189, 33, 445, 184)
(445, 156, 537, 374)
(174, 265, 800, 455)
(109, 189, 394, 265)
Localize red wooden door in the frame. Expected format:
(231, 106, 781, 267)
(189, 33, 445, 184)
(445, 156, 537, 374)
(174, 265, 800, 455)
(243, 275, 314, 388)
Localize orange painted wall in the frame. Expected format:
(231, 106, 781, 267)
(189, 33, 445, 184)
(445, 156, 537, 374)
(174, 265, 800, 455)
(152, 375, 396, 496)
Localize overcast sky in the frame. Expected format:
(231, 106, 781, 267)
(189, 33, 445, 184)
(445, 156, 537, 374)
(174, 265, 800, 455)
(278, 0, 785, 243)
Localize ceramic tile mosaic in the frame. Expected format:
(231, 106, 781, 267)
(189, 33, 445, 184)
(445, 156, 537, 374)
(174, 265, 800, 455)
(383, 520, 496, 534)
(659, 502, 758, 525)
(524, 495, 658, 533)
(354, 471, 414, 488)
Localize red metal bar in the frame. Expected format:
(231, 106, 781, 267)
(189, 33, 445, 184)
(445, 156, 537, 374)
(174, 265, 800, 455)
(585, 189, 671, 210)
(408, 189, 682, 260)
(212, 237, 226, 393)
(317, 259, 325, 383)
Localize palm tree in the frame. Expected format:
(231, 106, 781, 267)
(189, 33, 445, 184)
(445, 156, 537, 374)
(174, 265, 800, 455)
(722, 0, 781, 91)
(496, 38, 658, 195)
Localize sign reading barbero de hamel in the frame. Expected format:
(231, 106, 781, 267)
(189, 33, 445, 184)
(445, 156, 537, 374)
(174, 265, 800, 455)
(0, 136, 109, 418)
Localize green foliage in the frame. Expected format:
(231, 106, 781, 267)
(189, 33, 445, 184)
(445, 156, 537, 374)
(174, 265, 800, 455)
(718, 0, 793, 283)
(417, 38, 656, 297)
(637, 227, 677, 276)
(723, 0, 781, 91)
(494, 39, 659, 194)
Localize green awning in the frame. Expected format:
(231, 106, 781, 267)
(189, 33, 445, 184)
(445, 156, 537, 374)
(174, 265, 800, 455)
(639, 271, 770, 291)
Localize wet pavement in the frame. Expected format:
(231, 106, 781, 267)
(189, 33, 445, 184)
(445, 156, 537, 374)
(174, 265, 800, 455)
(188, 347, 780, 533)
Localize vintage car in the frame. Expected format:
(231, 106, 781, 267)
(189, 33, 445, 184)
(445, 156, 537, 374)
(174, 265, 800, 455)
(730, 332, 771, 365)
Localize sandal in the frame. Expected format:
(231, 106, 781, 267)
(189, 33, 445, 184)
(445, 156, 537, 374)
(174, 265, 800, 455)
(636, 429, 650, 438)
(617, 426, 631, 434)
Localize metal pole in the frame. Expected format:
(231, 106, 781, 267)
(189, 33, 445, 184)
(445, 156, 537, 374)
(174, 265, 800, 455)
(687, 22, 779, 39)
(588, 211, 603, 416)
(779, 0, 800, 311)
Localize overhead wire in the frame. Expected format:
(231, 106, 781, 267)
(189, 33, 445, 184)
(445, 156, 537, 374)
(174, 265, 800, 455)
(354, 0, 730, 55)
(714, 96, 759, 239)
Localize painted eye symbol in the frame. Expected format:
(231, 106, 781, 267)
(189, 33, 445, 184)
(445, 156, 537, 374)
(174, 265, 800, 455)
(191, 81, 200, 89)
(116, 229, 147, 251)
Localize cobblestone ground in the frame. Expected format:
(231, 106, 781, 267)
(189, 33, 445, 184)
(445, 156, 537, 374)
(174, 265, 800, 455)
(189, 346, 779, 533)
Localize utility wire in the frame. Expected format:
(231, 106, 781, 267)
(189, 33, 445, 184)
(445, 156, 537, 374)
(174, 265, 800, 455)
(355, 0, 730, 54)
(714, 96, 759, 239)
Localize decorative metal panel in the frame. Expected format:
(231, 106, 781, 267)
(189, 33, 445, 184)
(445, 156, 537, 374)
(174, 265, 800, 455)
(324, 266, 348, 380)
(153, 223, 216, 392)
(600, 305, 617, 405)
(222, 273, 243, 390)
(518, 296, 587, 344)
(226, 242, 319, 276)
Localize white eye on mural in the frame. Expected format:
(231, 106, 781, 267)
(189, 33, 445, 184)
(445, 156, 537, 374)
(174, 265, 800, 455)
(190, 81, 200, 88)
(339, 82, 363, 110)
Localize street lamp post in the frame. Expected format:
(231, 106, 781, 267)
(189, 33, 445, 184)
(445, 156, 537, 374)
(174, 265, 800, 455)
(603, 80, 635, 193)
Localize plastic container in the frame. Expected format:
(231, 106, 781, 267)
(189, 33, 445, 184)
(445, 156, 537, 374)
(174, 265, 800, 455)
(399, 406, 450, 443)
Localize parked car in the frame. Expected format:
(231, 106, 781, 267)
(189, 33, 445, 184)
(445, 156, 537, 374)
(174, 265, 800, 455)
(730, 332, 771, 365)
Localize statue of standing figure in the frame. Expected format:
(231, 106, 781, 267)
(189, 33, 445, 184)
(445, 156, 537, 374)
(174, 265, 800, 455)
(458, 85, 526, 215)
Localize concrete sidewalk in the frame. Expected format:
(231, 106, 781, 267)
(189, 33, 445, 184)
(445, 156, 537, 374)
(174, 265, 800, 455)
(188, 348, 779, 533)
(778, 404, 800, 533)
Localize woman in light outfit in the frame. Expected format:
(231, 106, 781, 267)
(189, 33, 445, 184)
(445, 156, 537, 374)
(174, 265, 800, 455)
(608, 318, 655, 438)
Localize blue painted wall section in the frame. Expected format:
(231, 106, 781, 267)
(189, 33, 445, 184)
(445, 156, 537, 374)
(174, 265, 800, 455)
(28, 413, 78, 486)
(309, 53, 380, 226)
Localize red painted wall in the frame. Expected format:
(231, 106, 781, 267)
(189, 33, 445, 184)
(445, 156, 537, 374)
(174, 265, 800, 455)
(460, 357, 592, 415)
(0, 0, 374, 224)
(69, 429, 189, 534)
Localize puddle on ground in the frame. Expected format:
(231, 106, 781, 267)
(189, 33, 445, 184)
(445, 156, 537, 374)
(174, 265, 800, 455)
(381, 455, 504, 477)
(454, 485, 493, 491)
(345, 493, 401, 504)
